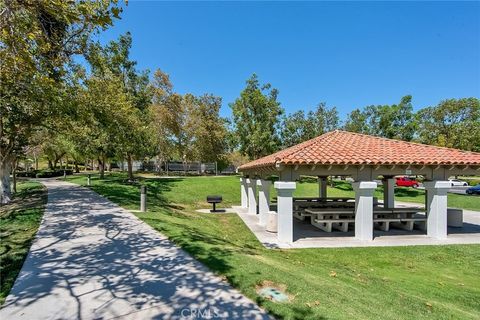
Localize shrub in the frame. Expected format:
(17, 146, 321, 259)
(17, 169, 74, 178)
(468, 179, 480, 186)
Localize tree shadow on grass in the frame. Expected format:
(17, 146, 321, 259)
(70, 175, 316, 319)
(90, 176, 186, 212)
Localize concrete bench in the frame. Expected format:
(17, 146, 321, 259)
(374, 216, 427, 231)
(308, 209, 355, 232)
(294, 200, 356, 220)
(312, 218, 355, 232)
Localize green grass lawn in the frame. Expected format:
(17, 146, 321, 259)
(65, 173, 480, 320)
(0, 181, 47, 305)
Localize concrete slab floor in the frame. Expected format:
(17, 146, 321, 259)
(235, 205, 480, 249)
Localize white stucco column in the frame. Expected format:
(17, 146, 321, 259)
(382, 177, 395, 208)
(353, 181, 377, 241)
(257, 179, 271, 226)
(424, 181, 450, 239)
(246, 178, 257, 214)
(318, 176, 328, 198)
(240, 177, 248, 209)
(274, 181, 296, 244)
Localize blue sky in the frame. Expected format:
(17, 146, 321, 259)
(97, 1, 480, 119)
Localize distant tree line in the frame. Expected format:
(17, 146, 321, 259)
(230, 75, 479, 159)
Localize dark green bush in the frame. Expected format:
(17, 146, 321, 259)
(17, 169, 73, 178)
(468, 179, 480, 186)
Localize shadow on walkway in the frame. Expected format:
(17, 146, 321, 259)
(0, 181, 271, 320)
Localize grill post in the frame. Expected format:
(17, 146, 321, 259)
(87, 174, 91, 186)
(140, 185, 147, 212)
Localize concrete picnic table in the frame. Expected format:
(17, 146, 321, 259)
(305, 207, 427, 233)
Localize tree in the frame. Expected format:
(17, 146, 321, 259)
(281, 103, 340, 147)
(344, 95, 416, 141)
(86, 32, 153, 180)
(416, 98, 480, 151)
(230, 74, 283, 160)
(149, 69, 178, 171)
(80, 72, 133, 179)
(187, 94, 227, 162)
(150, 69, 227, 171)
(0, 0, 121, 203)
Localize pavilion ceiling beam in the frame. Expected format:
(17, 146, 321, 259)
(448, 165, 456, 171)
(359, 164, 365, 171)
(433, 165, 441, 171)
(327, 165, 333, 171)
(343, 165, 349, 171)
(374, 165, 381, 171)
(310, 165, 316, 171)
(294, 164, 299, 171)
(390, 165, 396, 171)
(462, 165, 469, 171)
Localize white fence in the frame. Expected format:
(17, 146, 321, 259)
(116, 160, 236, 175)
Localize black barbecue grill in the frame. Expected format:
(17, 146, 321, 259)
(207, 195, 222, 212)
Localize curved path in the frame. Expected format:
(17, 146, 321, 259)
(0, 180, 271, 320)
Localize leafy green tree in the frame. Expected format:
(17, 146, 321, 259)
(416, 98, 480, 151)
(149, 69, 178, 170)
(150, 70, 227, 171)
(281, 111, 309, 148)
(0, 0, 121, 202)
(80, 72, 133, 179)
(230, 74, 283, 159)
(188, 94, 227, 162)
(86, 32, 153, 180)
(344, 95, 416, 141)
(281, 103, 340, 147)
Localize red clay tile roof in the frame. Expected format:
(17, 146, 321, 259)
(239, 130, 480, 170)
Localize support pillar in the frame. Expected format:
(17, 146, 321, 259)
(257, 179, 271, 226)
(424, 181, 450, 239)
(246, 178, 257, 214)
(240, 177, 248, 210)
(353, 181, 377, 241)
(382, 176, 395, 208)
(318, 176, 328, 198)
(274, 181, 296, 244)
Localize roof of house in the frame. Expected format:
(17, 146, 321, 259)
(238, 130, 480, 170)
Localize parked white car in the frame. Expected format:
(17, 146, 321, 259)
(448, 179, 468, 187)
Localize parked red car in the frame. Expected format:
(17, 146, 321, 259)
(395, 177, 419, 188)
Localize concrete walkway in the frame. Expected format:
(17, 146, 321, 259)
(0, 180, 271, 320)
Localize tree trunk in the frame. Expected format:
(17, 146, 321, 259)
(0, 158, 12, 204)
(12, 157, 17, 194)
(98, 156, 105, 179)
(74, 160, 79, 173)
(34, 153, 38, 171)
(48, 159, 53, 170)
(127, 154, 134, 181)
